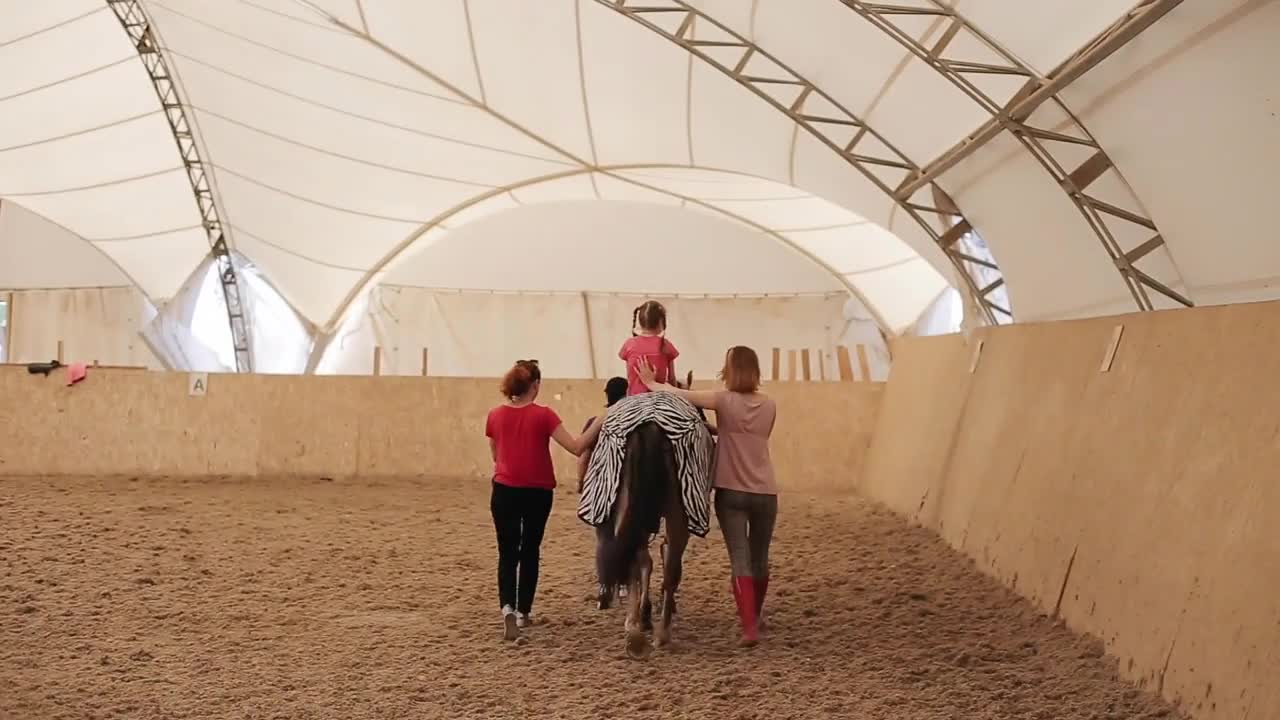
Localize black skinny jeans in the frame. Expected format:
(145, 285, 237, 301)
(490, 481, 554, 615)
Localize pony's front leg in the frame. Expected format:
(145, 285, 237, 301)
(626, 548, 653, 659)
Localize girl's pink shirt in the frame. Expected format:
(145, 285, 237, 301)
(618, 335, 679, 396)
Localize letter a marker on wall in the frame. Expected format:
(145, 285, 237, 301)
(188, 373, 208, 397)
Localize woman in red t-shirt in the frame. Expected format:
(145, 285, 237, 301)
(485, 359, 601, 641)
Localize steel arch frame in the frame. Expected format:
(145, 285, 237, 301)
(107, 0, 253, 371)
(840, 0, 1190, 312)
(595, 0, 1010, 323)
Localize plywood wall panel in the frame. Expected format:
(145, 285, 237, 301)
(857, 333, 970, 517)
(942, 321, 1105, 616)
(861, 301, 1280, 720)
(0, 369, 882, 498)
(253, 375, 363, 478)
(0, 369, 257, 476)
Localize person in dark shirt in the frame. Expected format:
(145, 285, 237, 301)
(576, 376, 629, 609)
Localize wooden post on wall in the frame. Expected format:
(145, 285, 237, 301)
(855, 344, 872, 383)
(3, 291, 13, 363)
(372, 346, 382, 376)
(800, 349, 812, 381)
(968, 339, 985, 373)
(1099, 325, 1124, 373)
(818, 349, 827, 382)
(836, 345, 854, 382)
(786, 349, 797, 381)
(56, 340, 64, 364)
(421, 348, 430, 377)
(771, 347, 781, 382)
(581, 291, 598, 379)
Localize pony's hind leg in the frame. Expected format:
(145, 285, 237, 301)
(625, 547, 653, 659)
(641, 579, 654, 631)
(654, 518, 689, 648)
(623, 566, 644, 654)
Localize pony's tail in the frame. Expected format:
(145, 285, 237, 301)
(603, 421, 672, 589)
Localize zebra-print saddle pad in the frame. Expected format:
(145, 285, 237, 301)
(577, 392, 714, 537)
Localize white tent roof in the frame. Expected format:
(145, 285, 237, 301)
(0, 1, 1273, 333)
(387, 198, 868, 292)
(0, 200, 135, 290)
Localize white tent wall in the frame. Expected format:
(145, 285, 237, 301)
(911, 289, 964, 338)
(140, 256, 232, 373)
(317, 286, 883, 382)
(237, 254, 316, 374)
(0, 199, 164, 368)
(5, 287, 160, 368)
(584, 293, 881, 382)
(2, 186, 900, 376)
(372, 288, 594, 378)
(0, 296, 8, 361)
(833, 297, 892, 382)
(311, 289, 378, 376)
(141, 252, 317, 374)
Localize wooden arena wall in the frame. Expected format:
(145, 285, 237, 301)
(859, 300, 1280, 720)
(0, 371, 880, 495)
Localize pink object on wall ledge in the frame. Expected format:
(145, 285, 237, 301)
(66, 362, 87, 386)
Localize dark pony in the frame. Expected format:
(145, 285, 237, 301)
(601, 372, 699, 659)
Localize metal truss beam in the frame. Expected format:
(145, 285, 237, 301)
(893, 0, 1184, 195)
(596, 0, 1011, 324)
(841, 0, 1190, 312)
(107, 0, 253, 371)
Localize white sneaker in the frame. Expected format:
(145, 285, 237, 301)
(502, 605, 518, 641)
(516, 612, 533, 628)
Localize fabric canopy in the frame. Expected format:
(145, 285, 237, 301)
(0, 1, 1272, 335)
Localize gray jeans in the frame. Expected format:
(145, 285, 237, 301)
(714, 488, 778, 578)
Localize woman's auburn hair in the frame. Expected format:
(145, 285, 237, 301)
(500, 359, 541, 398)
(718, 345, 761, 393)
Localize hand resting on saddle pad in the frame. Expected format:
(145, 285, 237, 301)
(577, 391, 714, 537)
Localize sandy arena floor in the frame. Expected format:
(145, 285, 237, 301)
(2, 476, 1182, 720)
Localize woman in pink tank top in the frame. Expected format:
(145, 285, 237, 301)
(636, 346, 777, 647)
